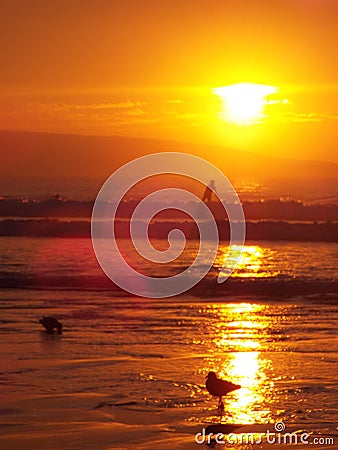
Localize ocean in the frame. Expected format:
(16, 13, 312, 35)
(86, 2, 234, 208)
(0, 176, 337, 203)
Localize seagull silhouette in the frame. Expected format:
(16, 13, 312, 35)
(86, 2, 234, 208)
(39, 316, 63, 334)
(206, 371, 241, 416)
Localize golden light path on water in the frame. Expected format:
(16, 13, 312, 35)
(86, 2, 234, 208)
(204, 303, 274, 424)
(217, 244, 280, 279)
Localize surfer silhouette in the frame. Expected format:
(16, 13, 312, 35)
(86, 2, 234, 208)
(202, 180, 217, 203)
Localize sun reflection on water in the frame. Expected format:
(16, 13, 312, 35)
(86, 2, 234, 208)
(222, 350, 272, 424)
(217, 244, 280, 279)
(204, 303, 273, 424)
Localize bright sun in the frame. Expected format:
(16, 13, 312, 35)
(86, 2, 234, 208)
(213, 82, 278, 124)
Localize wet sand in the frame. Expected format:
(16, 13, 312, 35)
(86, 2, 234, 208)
(1, 391, 336, 449)
(1, 287, 337, 449)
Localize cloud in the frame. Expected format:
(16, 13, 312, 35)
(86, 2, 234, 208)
(279, 112, 338, 123)
(36, 100, 146, 112)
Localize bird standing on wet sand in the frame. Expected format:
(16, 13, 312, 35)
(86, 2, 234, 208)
(206, 371, 241, 416)
(39, 316, 63, 334)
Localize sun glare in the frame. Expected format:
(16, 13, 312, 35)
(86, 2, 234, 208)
(213, 82, 278, 124)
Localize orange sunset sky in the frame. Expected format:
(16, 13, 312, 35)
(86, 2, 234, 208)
(0, 0, 337, 165)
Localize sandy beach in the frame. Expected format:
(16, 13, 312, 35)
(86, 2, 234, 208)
(1, 282, 337, 449)
(2, 390, 336, 450)
(1, 379, 336, 449)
